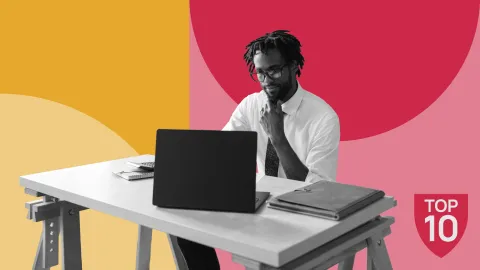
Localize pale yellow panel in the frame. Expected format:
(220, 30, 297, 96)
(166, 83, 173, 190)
(0, 94, 176, 269)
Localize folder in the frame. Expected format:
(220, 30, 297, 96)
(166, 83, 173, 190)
(267, 180, 385, 220)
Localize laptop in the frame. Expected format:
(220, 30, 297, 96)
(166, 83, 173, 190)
(152, 129, 270, 213)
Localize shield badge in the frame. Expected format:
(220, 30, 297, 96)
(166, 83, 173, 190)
(414, 194, 468, 258)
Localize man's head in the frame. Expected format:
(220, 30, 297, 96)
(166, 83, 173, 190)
(244, 30, 305, 103)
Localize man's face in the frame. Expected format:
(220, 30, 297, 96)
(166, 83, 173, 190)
(253, 48, 294, 103)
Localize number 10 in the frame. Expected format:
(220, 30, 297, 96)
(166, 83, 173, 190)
(425, 215, 458, 242)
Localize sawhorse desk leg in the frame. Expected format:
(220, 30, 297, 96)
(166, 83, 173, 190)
(26, 188, 186, 270)
(136, 225, 152, 270)
(366, 233, 393, 270)
(61, 205, 83, 269)
(25, 188, 87, 270)
(233, 216, 394, 270)
(338, 255, 355, 270)
(135, 225, 189, 270)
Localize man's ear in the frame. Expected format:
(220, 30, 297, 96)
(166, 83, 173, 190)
(290, 60, 298, 73)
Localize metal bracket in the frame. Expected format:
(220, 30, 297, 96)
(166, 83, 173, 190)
(25, 188, 46, 197)
(25, 188, 88, 269)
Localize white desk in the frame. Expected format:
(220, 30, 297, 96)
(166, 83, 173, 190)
(20, 154, 396, 270)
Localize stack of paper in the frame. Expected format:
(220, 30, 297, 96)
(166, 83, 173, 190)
(112, 169, 154, 181)
(267, 180, 385, 220)
(112, 161, 154, 181)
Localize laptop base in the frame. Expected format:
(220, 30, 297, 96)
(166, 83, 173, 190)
(255, 191, 270, 210)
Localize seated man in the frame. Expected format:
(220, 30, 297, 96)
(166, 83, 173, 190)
(176, 30, 340, 269)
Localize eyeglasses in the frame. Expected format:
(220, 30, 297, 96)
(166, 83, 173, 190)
(250, 64, 287, 82)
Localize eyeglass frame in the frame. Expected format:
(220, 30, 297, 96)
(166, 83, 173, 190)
(249, 64, 288, 82)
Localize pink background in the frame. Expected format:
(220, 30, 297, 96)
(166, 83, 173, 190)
(189, 11, 480, 270)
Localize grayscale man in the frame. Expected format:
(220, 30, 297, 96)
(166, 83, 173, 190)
(176, 30, 340, 270)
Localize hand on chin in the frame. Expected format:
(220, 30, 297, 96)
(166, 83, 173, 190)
(265, 91, 279, 103)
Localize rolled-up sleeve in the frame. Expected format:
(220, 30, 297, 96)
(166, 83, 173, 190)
(304, 115, 340, 183)
(222, 96, 251, 131)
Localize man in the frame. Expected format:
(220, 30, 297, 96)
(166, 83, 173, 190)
(176, 30, 340, 269)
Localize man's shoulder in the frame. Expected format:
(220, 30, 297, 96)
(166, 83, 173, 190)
(243, 90, 264, 101)
(300, 89, 339, 122)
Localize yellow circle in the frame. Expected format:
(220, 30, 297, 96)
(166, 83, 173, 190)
(1, 94, 175, 269)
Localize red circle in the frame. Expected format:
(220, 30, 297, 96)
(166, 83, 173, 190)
(191, 2, 478, 140)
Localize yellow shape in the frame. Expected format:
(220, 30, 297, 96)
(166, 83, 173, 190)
(0, 94, 176, 269)
(0, 0, 190, 154)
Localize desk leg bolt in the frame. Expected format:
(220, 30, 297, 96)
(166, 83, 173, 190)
(367, 235, 393, 270)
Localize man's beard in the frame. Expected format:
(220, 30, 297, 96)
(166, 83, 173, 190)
(269, 77, 292, 103)
(276, 82, 291, 102)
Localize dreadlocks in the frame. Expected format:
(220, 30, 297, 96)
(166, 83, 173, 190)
(243, 30, 305, 77)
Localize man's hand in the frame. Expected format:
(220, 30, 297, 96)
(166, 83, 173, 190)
(260, 99, 309, 181)
(260, 99, 286, 144)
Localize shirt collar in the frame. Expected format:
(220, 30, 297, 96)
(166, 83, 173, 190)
(281, 81, 305, 115)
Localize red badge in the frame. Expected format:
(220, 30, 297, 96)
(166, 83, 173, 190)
(414, 194, 468, 258)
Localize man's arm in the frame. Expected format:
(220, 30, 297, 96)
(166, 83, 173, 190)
(271, 135, 309, 181)
(271, 114, 340, 182)
(303, 115, 340, 183)
(260, 100, 309, 180)
(260, 99, 340, 182)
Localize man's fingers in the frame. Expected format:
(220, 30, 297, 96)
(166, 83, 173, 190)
(276, 100, 283, 113)
(260, 118, 270, 135)
(266, 100, 272, 111)
(263, 103, 268, 113)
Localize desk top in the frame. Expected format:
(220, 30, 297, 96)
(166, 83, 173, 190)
(20, 155, 396, 267)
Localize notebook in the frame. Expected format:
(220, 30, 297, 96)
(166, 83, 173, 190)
(126, 161, 155, 171)
(112, 169, 154, 181)
(268, 180, 385, 220)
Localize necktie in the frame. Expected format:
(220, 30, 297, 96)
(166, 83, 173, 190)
(265, 138, 280, 176)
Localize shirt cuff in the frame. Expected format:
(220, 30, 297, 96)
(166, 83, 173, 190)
(304, 169, 335, 183)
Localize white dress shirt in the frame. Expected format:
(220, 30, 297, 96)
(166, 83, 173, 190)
(223, 81, 340, 183)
